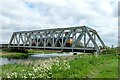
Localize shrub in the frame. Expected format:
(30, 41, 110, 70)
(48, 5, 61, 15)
(101, 48, 118, 55)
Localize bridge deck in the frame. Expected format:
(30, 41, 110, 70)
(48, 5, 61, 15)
(9, 46, 96, 53)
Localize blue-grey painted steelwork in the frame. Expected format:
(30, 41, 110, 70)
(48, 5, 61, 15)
(8, 26, 106, 53)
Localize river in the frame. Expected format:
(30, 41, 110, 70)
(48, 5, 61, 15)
(0, 52, 84, 66)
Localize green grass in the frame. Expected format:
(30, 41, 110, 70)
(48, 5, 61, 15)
(50, 54, 118, 78)
(0, 49, 29, 59)
(0, 48, 119, 78)
(0, 53, 118, 78)
(27, 49, 63, 54)
(0, 53, 29, 59)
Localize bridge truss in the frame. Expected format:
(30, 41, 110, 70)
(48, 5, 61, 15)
(8, 26, 106, 53)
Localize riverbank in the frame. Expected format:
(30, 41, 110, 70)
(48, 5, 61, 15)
(0, 51, 29, 59)
(28, 49, 63, 54)
(0, 53, 118, 78)
(0, 48, 63, 59)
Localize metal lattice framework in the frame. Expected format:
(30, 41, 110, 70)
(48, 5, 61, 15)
(8, 26, 106, 52)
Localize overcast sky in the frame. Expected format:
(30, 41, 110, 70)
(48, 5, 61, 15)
(0, 0, 119, 47)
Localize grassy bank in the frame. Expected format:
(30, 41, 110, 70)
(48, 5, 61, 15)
(0, 52, 29, 59)
(0, 48, 29, 59)
(0, 48, 60, 59)
(0, 51, 29, 59)
(27, 49, 62, 54)
(0, 48, 119, 78)
(0, 53, 118, 78)
(0, 48, 66, 59)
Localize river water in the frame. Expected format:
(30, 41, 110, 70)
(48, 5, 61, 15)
(29, 52, 73, 58)
(0, 52, 84, 66)
(0, 58, 26, 66)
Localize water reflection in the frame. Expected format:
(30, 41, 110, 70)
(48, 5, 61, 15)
(29, 52, 83, 58)
(0, 58, 26, 66)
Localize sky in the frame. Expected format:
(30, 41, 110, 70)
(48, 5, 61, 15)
(0, 0, 119, 47)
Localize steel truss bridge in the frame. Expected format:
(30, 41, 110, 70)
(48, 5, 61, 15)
(8, 26, 106, 53)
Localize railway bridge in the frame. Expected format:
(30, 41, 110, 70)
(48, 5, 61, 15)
(8, 26, 106, 53)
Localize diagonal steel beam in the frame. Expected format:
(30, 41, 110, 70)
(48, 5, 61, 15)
(15, 34, 19, 45)
(44, 31, 50, 47)
(53, 30, 63, 46)
(46, 30, 55, 46)
(25, 33, 32, 45)
(95, 32, 106, 48)
(85, 27, 100, 52)
(8, 32, 15, 47)
(85, 33, 94, 47)
(63, 30, 72, 47)
(72, 31, 85, 47)
(20, 33, 24, 44)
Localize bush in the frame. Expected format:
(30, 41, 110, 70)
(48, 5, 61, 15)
(101, 48, 118, 55)
(2, 48, 13, 52)
(2, 48, 28, 53)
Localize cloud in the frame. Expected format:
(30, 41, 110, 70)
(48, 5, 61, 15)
(0, 0, 118, 47)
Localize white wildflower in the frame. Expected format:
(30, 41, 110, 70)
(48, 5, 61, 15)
(7, 75, 11, 78)
(28, 73, 32, 76)
(23, 75, 27, 78)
